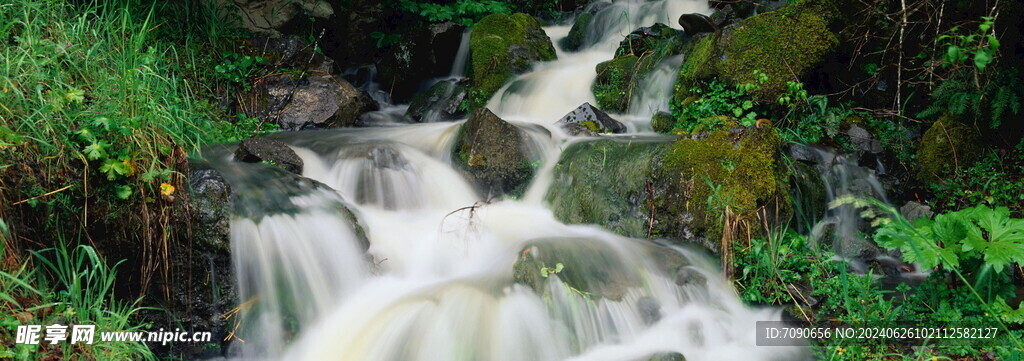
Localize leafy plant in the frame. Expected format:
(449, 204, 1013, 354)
(937, 17, 999, 71)
(214, 51, 267, 89)
(396, 0, 512, 26)
(370, 31, 402, 48)
(674, 72, 767, 132)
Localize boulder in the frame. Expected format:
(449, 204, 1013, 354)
(216, 0, 333, 36)
(248, 74, 378, 130)
(469, 13, 557, 107)
(452, 108, 537, 198)
(900, 201, 934, 223)
(512, 238, 640, 301)
(559, 12, 594, 51)
(593, 55, 641, 113)
(915, 114, 982, 184)
(406, 78, 470, 122)
(234, 138, 304, 174)
(556, 103, 626, 134)
(546, 138, 672, 238)
(673, 0, 840, 105)
(678, 13, 717, 36)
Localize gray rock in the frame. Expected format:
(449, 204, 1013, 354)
(562, 123, 599, 137)
(678, 13, 717, 36)
(556, 102, 626, 134)
(452, 108, 536, 198)
(709, 5, 738, 28)
(900, 201, 934, 223)
(637, 297, 662, 325)
(848, 125, 883, 153)
(251, 74, 378, 130)
(234, 138, 304, 174)
(786, 143, 821, 163)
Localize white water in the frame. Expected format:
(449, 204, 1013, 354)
(210, 1, 810, 360)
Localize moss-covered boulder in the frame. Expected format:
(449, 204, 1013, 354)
(469, 13, 557, 107)
(915, 114, 983, 185)
(672, 0, 839, 105)
(559, 12, 594, 51)
(659, 126, 791, 249)
(652, 112, 676, 133)
(593, 24, 687, 113)
(547, 138, 672, 237)
(452, 108, 537, 198)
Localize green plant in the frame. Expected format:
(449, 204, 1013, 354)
(214, 51, 267, 88)
(937, 17, 999, 71)
(396, 0, 512, 26)
(370, 31, 402, 48)
(931, 147, 1024, 215)
(673, 72, 767, 132)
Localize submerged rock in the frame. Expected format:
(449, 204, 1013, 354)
(234, 137, 304, 174)
(452, 108, 536, 198)
(249, 74, 377, 130)
(406, 78, 470, 122)
(556, 102, 626, 134)
(512, 238, 640, 301)
(469, 13, 557, 107)
(593, 23, 686, 113)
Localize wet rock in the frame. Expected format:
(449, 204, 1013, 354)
(243, 36, 334, 73)
(160, 163, 237, 357)
(377, 22, 468, 102)
(786, 142, 821, 163)
(709, 5, 739, 28)
(847, 125, 883, 153)
(355, 108, 416, 126)
(512, 238, 640, 301)
(406, 78, 470, 122)
(637, 297, 662, 325)
(234, 138, 304, 174)
(547, 138, 672, 238)
(614, 23, 685, 58)
(789, 161, 827, 232)
(675, 267, 707, 287)
(900, 201, 933, 223)
(559, 12, 594, 51)
(249, 74, 377, 130)
(678, 13, 717, 36)
(452, 108, 536, 198)
(562, 123, 599, 137)
(556, 102, 626, 134)
(469, 13, 557, 107)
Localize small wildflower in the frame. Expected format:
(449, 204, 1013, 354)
(160, 183, 175, 196)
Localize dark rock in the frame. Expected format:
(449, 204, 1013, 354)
(248, 74, 377, 130)
(556, 102, 626, 134)
(637, 297, 662, 325)
(786, 143, 821, 163)
(406, 78, 470, 122)
(452, 108, 537, 198)
(234, 138, 304, 174)
(709, 5, 738, 28)
(244, 36, 334, 73)
(225, 0, 333, 36)
(160, 163, 237, 357)
(676, 267, 707, 287)
(847, 125, 883, 153)
(646, 353, 686, 361)
(377, 22, 468, 102)
(900, 201, 933, 223)
(678, 13, 717, 36)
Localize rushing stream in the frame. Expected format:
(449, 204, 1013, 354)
(202, 0, 813, 360)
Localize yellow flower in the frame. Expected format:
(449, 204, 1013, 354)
(160, 183, 175, 196)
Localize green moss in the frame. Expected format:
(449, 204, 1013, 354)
(546, 139, 671, 238)
(672, 0, 839, 106)
(651, 112, 675, 133)
(469, 13, 557, 107)
(661, 127, 790, 243)
(512, 238, 640, 301)
(915, 114, 983, 185)
(592, 55, 640, 112)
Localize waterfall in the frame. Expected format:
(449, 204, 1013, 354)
(450, 28, 472, 77)
(201, 1, 810, 360)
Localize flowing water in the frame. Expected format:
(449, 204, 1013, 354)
(202, 1, 814, 360)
